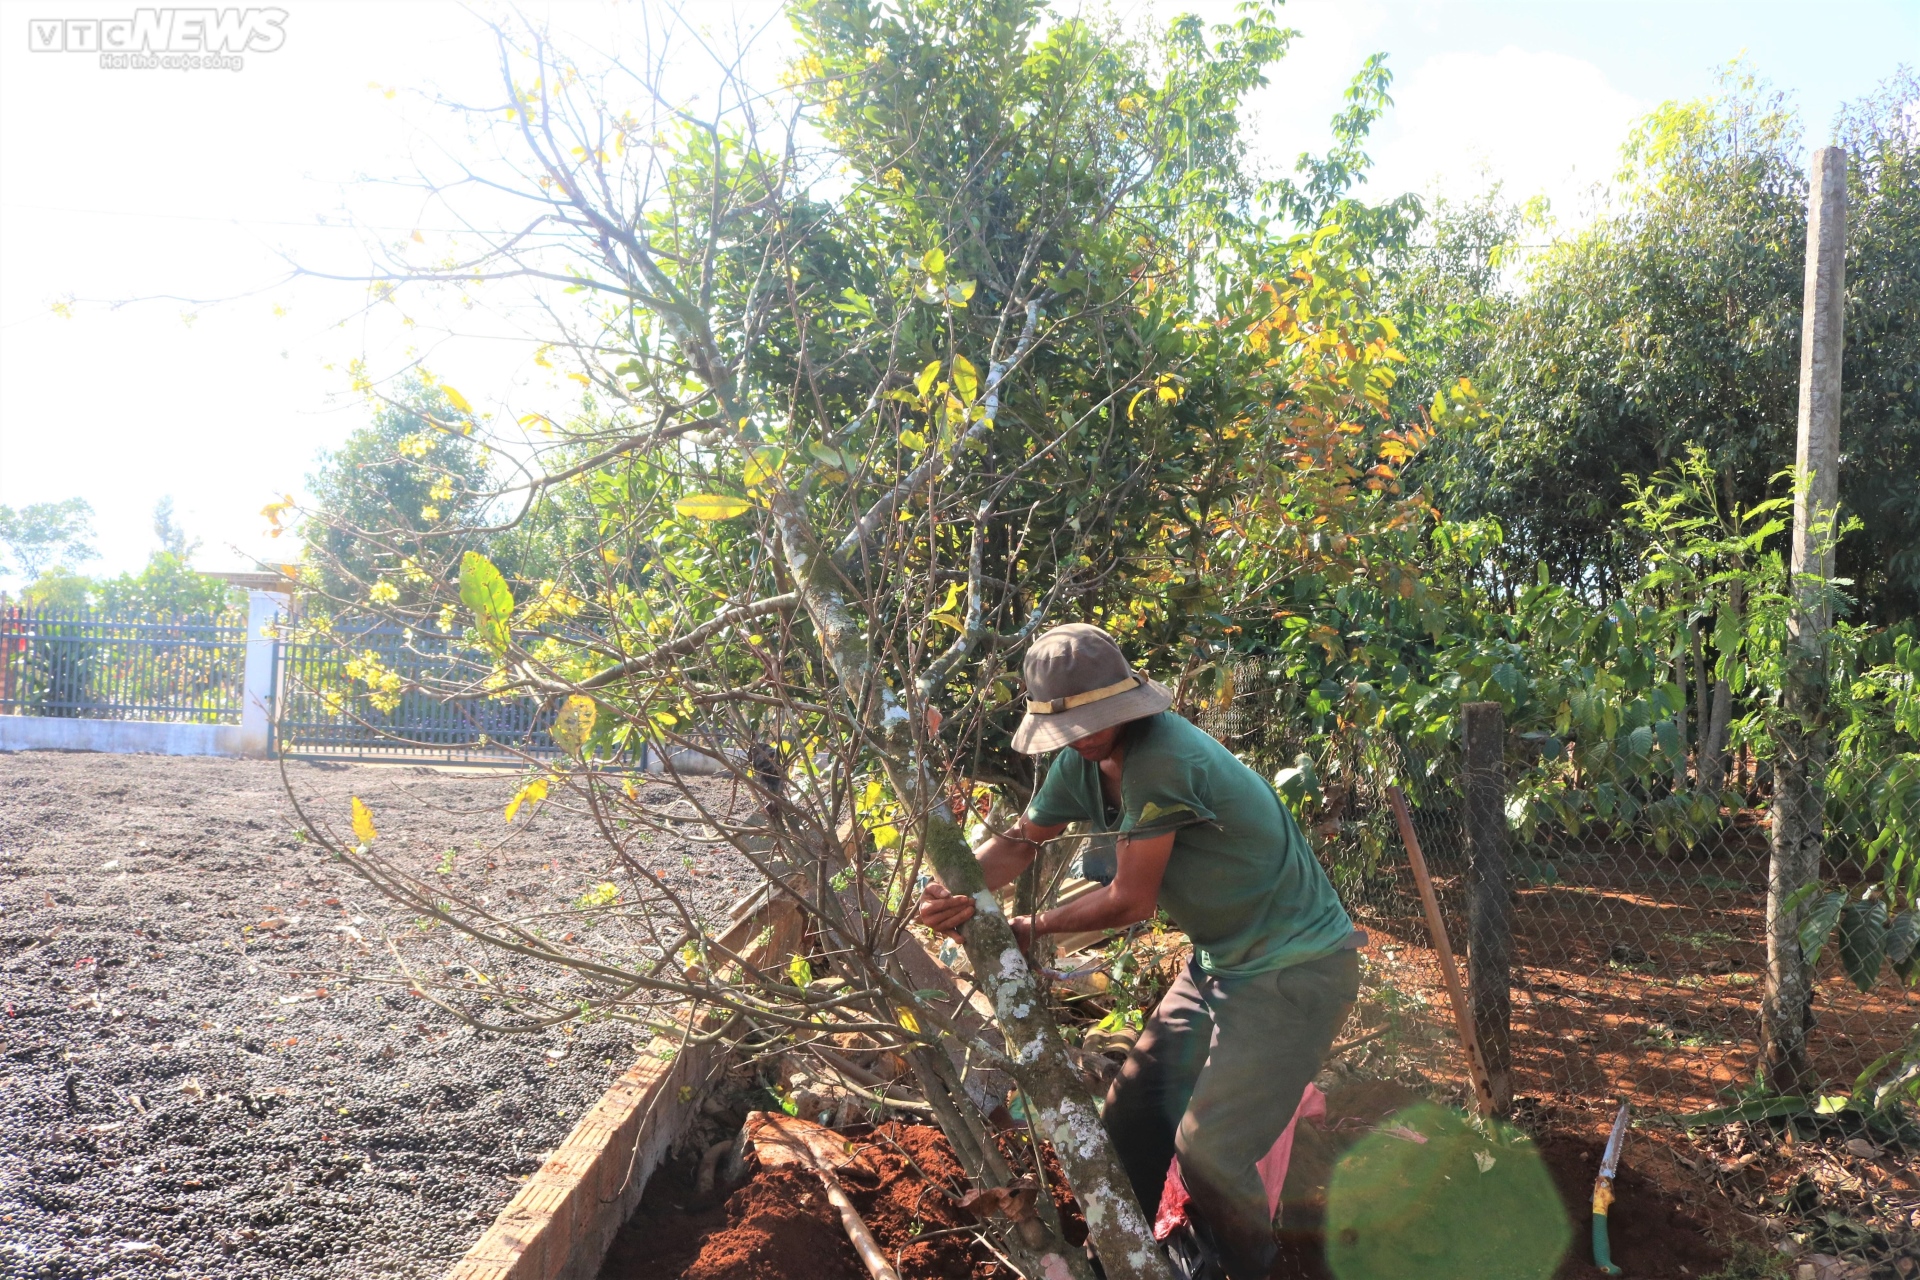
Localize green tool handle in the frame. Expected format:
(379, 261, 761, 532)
(1591, 1178, 1620, 1275)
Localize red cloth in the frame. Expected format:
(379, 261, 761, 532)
(1152, 1083, 1325, 1241)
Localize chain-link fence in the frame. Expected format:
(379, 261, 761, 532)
(1195, 657, 1920, 1259)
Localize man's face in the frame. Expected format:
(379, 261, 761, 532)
(1069, 724, 1123, 761)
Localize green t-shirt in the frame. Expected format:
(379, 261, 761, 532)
(1026, 711, 1353, 979)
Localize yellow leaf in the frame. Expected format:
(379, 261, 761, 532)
(441, 384, 473, 414)
(411, 229, 424, 244)
(921, 247, 946, 275)
(743, 447, 787, 490)
(505, 777, 550, 823)
(675, 494, 751, 520)
(951, 355, 979, 403)
(899, 430, 928, 451)
(930, 612, 965, 633)
(914, 360, 940, 399)
(350, 797, 377, 845)
(551, 695, 597, 755)
(788, 954, 814, 988)
(895, 1005, 920, 1033)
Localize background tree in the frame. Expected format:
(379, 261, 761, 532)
(150, 496, 199, 560)
(1411, 68, 1919, 622)
(0, 497, 97, 587)
(299, 375, 496, 613)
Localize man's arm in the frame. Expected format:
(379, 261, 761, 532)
(1020, 829, 1174, 946)
(915, 815, 1066, 935)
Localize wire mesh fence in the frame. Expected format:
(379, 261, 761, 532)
(1190, 660, 1912, 1258)
(0, 604, 248, 724)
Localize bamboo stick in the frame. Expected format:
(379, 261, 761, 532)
(1387, 785, 1498, 1118)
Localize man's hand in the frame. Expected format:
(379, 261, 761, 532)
(917, 884, 1039, 958)
(916, 882, 975, 939)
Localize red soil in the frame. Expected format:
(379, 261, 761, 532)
(1532, 1130, 1730, 1279)
(605, 1081, 1740, 1280)
(604, 1123, 1034, 1280)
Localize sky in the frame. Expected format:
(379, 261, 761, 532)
(1, 0, 1914, 588)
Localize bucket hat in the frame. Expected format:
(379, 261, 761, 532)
(1011, 623, 1173, 754)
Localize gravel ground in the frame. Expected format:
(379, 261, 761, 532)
(0, 751, 757, 1280)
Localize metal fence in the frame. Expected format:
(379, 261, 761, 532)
(1190, 667, 1912, 1266)
(1190, 667, 1912, 1113)
(0, 605, 248, 724)
(273, 622, 559, 761)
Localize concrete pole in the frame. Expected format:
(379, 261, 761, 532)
(1764, 146, 1846, 1095)
(239, 589, 286, 758)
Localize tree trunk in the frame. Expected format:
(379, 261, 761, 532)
(1692, 620, 1710, 787)
(766, 489, 1166, 1280)
(1700, 580, 1740, 798)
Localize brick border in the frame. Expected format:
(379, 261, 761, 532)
(446, 893, 804, 1280)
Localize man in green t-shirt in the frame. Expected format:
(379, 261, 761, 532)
(918, 623, 1359, 1280)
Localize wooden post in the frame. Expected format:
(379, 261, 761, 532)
(1388, 786, 1498, 1117)
(1463, 701, 1513, 1113)
(1765, 145, 1847, 1096)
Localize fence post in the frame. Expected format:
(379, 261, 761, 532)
(1463, 700, 1513, 1113)
(1765, 145, 1847, 1096)
(239, 590, 284, 758)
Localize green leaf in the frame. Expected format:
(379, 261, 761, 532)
(832, 287, 873, 315)
(674, 494, 751, 521)
(809, 442, 851, 469)
(951, 355, 979, 403)
(1671, 1094, 1808, 1128)
(1799, 890, 1845, 968)
(1837, 898, 1888, 992)
(910, 988, 947, 1003)
(921, 247, 945, 275)
(459, 551, 514, 653)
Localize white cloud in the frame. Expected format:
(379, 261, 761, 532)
(1363, 46, 1645, 225)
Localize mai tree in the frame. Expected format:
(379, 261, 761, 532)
(286, 4, 1438, 1275)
